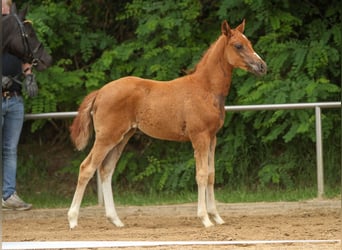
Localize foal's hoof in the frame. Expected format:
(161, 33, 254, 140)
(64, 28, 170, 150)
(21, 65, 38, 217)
(115, 220, 124, 227)
(201, 216, 214, 228)
(68, 220, 78, 230)
(108, 217, 124, 227)
(68, 212, 78, 229)
(212, 214, 225, 225)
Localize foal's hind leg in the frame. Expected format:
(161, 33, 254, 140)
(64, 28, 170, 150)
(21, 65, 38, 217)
(68, 148, 105, 229)
(206, 136, 224, 225)
(100, 147, 124, 227)
(100, 129, 135, 227)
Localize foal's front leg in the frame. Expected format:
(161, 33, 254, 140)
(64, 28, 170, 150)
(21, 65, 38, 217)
(193, 136, 214, 228)
(197, 184, 213, 227)
(206, 136, 224, 225)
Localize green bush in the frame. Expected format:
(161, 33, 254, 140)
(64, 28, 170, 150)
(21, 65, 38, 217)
(17, 0, 340, 194)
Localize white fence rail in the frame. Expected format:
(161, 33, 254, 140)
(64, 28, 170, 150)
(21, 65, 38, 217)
(224, 102, 341, 199)
(25, 102, 341, 203)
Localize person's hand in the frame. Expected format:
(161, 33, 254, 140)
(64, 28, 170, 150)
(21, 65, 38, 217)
(23, 74, 38, 97)
(2, 76, 13, 89)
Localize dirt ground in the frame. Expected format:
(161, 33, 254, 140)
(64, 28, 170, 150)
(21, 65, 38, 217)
(2, 199, 341, 249)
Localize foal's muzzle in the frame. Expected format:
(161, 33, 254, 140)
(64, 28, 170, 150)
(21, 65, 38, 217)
(249, 60, 267, 76)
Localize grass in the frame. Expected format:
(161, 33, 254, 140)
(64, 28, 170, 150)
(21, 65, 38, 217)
(216, 186, 340, 202)
(20, 185, 341, 209)
(16, 134, 341, 210)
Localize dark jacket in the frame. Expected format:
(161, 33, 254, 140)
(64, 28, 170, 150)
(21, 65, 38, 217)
(2, 52, 22, 93)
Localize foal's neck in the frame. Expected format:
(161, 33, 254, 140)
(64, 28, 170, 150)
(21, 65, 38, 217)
(192, 35, 233, 97)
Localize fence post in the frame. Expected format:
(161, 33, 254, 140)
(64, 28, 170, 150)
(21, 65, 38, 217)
(24, 102, 340, 203)
(315, 106, 324, 198)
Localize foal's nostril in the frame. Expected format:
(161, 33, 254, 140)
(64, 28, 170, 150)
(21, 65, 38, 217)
(249, 60, 267, 76)
(259, 62, 267, 74)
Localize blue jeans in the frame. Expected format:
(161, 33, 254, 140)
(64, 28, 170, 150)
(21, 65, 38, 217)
(2, 95, 24, 200)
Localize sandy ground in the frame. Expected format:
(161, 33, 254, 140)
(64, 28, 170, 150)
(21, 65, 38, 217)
(2, 199, 341, 249)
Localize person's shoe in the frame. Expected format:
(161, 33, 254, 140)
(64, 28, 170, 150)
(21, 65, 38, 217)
(2, 192, 32, 211)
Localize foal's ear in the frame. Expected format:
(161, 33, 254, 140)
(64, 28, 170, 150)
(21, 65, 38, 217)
(221, 20, 232, 37)
(18, 5, 28, 20)
(236, 19, 245, 33)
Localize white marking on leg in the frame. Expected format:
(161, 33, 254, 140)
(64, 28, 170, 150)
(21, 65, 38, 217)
(102, 176, 124, 227)
(68, 160, 93, 229)
(206, 137, 224, 225)
(206, 185, 225, 225)
(68, 182, 87, 229)
(68, 206, 79, 229)
(68, 186, 85, 229)
(198, 185, 213, 227)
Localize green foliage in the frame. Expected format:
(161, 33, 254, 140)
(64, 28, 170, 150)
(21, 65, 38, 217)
(215, 0, 340, 190)
(17, 0, 341, 194)
(258, 163, 294, 188)
(106, 0, 204, 80)
(111, 138, 196, 193)
(24, 1, 114, 131)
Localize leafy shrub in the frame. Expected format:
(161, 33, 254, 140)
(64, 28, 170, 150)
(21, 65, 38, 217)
(18, 0, 341, 193)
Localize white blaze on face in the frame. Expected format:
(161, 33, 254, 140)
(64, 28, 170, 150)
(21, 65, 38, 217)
(242, 33, 260, 58)
(254, 52, 262, 60)
(240, 33, 262, 60)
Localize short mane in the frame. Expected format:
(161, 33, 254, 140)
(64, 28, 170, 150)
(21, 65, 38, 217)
(187, 34, 226, 75)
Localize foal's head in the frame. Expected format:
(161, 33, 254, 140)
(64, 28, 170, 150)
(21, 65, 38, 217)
(222, 20, 267, 76)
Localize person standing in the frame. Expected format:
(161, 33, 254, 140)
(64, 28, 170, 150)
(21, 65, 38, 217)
(2, 0, 38, 210)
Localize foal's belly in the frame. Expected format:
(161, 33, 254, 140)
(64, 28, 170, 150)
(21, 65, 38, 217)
(136, 111, 190, 142)
(135, 103, 223, 142)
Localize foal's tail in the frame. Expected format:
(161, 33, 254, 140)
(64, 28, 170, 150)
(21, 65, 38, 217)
(70, 91, 98, 151)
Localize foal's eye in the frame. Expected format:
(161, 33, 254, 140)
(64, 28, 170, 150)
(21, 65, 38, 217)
(234, 44, 243, 50)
